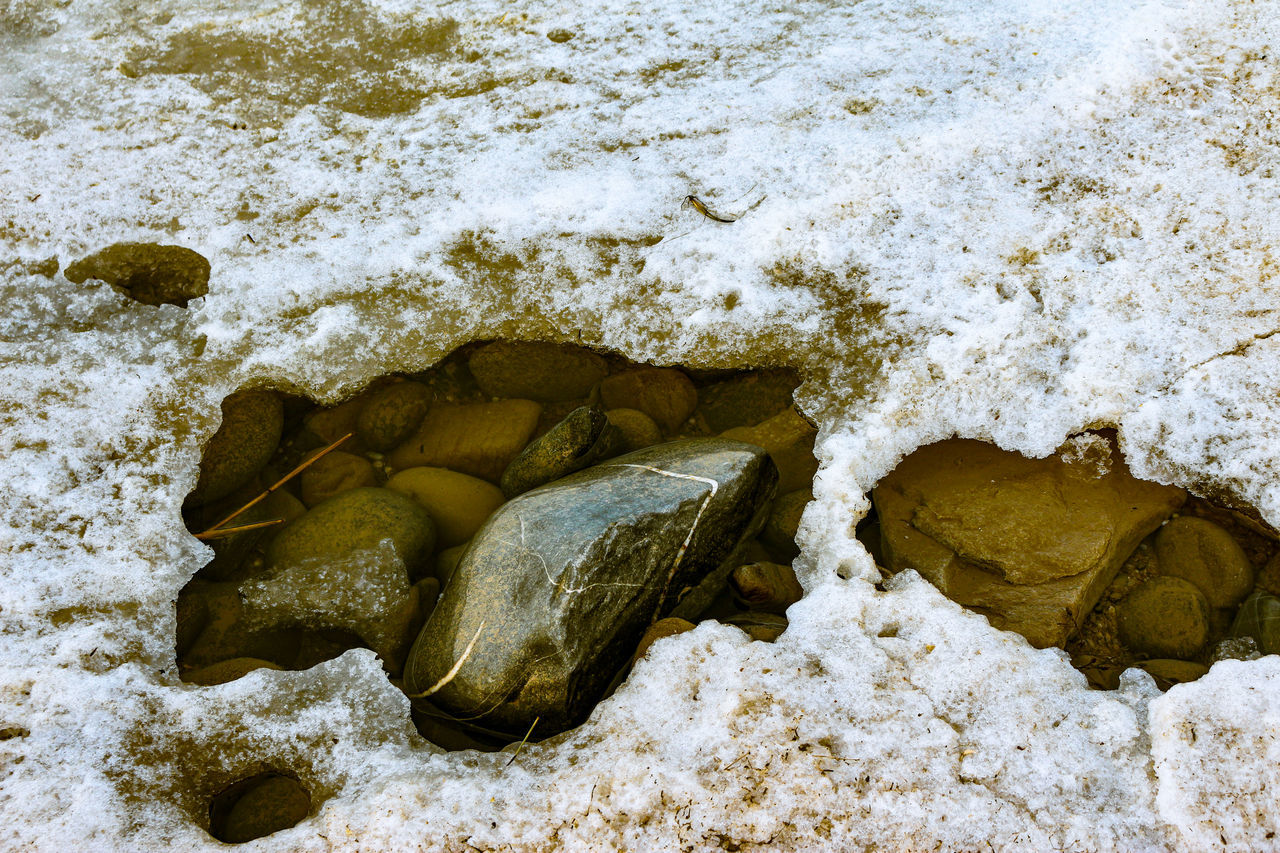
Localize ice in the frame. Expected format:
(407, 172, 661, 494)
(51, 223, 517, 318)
(3, 0, 1280, 847)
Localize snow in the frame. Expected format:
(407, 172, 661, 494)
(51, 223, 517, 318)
(2, 0, 1279, 847)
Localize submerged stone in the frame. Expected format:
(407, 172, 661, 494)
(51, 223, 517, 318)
(64, 241, 210, 307)
(1116, 576, 1210, 659)
(468, 340, 608, 401)
(874, 436, 1185, 648)
(356, 380, 431, 451)
(385, 467, 505, 549)
(1230, 591, 1280, 656)
(211, 773, 310, 844)
(599, 368, 698, 434)
(386, 399, 542, 482)
(403, 437, 777, 736)
(1155, 516, 1254, 609)
(189, 390, 284, 507)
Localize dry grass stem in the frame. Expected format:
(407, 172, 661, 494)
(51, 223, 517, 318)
(506, 716, 539, 766)
(194, 518, 288, 541)
(196, 431, 353, 538)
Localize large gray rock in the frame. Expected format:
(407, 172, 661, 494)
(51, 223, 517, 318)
(404, 437, 778, 736)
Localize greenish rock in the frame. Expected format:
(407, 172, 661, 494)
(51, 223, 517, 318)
(299, 450, 377, 507)
(469, 340, 608, 402)
(266, 487, 435, 578)
(212, 774, 310, 843)
(1134, 659, 1209, 691)
(499, 405, 624, 497)
(605, 408, 663, 451)
(1230, 590, 1280, 656)
(356, 381, 431, 451)
(599, 368, 698, 435)
(725, 610, 789, 642)
(694, 369, 799, 432)
(1116, 576, 1210, 659)
(730, 561, 804, 614)
(189, 390, 284, 506)
(64, 242, 210, 307)
(404, 437, 777, 736)
(1155, 516, 1254, 608)
(760, 488, 811, 559)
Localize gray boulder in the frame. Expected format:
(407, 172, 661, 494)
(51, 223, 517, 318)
(404, 437, 777, 736)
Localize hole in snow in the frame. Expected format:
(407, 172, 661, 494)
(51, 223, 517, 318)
(208, 770, 311, 844)
(176, 341, 819, 749)
(866, 429, 1280, 690)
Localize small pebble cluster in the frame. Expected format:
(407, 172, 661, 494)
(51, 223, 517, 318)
(178, 341, 814, 842)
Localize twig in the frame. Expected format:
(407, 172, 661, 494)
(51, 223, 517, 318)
(194, 517, 286, 541)
(505, 716, 539, 766)
(196, 431, 352, 538)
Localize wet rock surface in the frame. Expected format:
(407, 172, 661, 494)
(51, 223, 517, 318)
(874, 435, 1185, 648)
(403, 437, 778, 736)
(64, 241, 211, 307)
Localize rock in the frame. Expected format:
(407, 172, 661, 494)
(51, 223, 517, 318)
(299, 450, 378, 508)
(189, 390, 285, 506)
(693, 369, 799, 432)
(182, 657, 282, 685)
(874, 436, 1185, 648)
(1211, 636, 1262, 663)
(1155, 516, 1254, 608)
(386, 399, 542, 482)
(404, 437, 778, 736)
(247, 530, 417, 670)
(384, 467, 505, 550)
(632, 617, 696, 662)
(175, 588, 209, 657)
(730, 562, 804, 613)
(212, 773, 310, 843)
(356, 381, 431, 451)
(599, 368, 698, 434)
(64, 242, 210, 307)
(179, 582, 301, 669)
(434, 542, 469, 588)
(721, 407, 818, 495)
(1230, 590, 1280, 655)
(1116, 577, 1210, 659)
(1134, 658, 1209, 691)
(469, 340, 608, 402)
(202, 487, 307, 582)
(1256, 550, 1280, 596)
(499, 405, 624, 497)
(266, 487, 436, 578)
(760, 488, 811, 559)
(606, 408, 663, 451)
(725, 611, 788, 642)
(302, 397, 370, 454)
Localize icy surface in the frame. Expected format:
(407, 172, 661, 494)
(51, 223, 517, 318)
(1, 0, 1279, 848)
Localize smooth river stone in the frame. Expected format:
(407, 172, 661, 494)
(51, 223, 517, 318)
(404, 437, 778, 736)
(385, 399, 542, 482)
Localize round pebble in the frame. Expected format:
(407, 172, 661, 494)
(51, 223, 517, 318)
(1116, 576, 1210, 659)
(356, 381, 431, 451)
(266, 487, 436, 577)
(1155, 516, 1254, 608)
(213, 773, 311, 843)
(384, 467, 505, 548)
(299, 450, 378, 507)
(598, 368, 697, 434)
(605, 408, 663, 451)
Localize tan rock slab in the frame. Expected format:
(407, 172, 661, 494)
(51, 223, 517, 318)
(874, 436, 1185, 648)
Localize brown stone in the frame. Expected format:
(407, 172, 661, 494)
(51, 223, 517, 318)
(189, 390, 284, 506)
(694, 369, 799, 432)
(384, 467, 505, 548)
(299, 450, 377, 507)
(1155, 516, 1254, 609)
(1134, 658, 1209, 691)
(760, 488, 811, 559)
(599, 368, 697, 434)
(874, 436, 1185, 648)
(356, 381, 431, 451)
(213, 774, 310, 843)
(730, 562, 804, 614)
(1117, 577, 1210, 659)
(385, 399, 542, 482)
(726, 611, 788, 642)
(605, 408, 663, 452)
(64, 242, 210, 307)
(721, 407, 818, 495)
(469, 340, 608, 401)
(632, 617, 697, 662)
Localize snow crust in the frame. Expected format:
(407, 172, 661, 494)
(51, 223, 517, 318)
(2, 0, 1279, 847)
